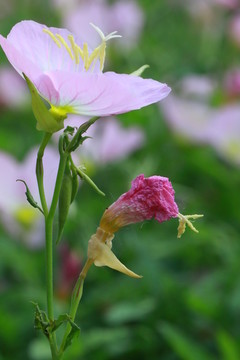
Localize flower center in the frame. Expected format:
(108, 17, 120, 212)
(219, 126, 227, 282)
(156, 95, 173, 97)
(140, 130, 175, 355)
(43, 23, 121, 72)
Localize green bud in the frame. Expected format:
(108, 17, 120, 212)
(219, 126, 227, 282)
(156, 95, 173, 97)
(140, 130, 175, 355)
(57, 166, 72, 244)
(23, 74, 66, 133)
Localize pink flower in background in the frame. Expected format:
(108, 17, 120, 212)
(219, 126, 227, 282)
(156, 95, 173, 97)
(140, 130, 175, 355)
(61, 115, 144, 165)
(0, 147, 59, 247)
(64, 0, 144, 49)
(223, 68, 240, 98)
(161, 74, 240, 166)
(161, 75, 216, 143)
(0, 66, 28, 108)
(206, 105, 240, 165)
(0, 20, 170, 123)
(99, 174, 179, 234)
(229, 14, 240, 47)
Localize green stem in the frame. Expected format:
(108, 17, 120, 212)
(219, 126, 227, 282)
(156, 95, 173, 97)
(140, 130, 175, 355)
(36, 132, 52, 216)
(59, 259, 93, 356)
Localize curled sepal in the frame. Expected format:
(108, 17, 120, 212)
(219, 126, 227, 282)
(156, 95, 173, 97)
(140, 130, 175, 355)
(23, 74, 66, 133)
(131, 64, 149, 77)
(17, 179, 43, 214)
(87, 228, 142, 279)
(177, 213, 204, 238)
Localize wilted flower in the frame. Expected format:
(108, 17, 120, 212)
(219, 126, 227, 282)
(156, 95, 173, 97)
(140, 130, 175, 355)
(87, 174, 202, 278)
(99, 174, 179, 234)
(0, 20, 170, 132)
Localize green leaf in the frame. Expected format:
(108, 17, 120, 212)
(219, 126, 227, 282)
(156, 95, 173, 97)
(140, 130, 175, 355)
(159, 322, 215, 360)
(23, 74, 66, 133)
(217, 330, 240, 360)
(63, 319, 80, 351)
(50, 314, 71, 333)
(17, 179, 43, 214)
(76, 166, 105, 197)
(32, 302, 49, 338)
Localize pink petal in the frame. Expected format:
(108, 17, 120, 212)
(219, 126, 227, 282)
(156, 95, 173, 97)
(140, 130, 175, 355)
(36, 70, 171, 116)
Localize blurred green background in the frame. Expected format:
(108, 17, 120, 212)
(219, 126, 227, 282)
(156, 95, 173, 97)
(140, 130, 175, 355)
(0, 0, 240, 359)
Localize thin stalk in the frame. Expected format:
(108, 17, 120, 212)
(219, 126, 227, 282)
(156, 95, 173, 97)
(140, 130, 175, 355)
(59, 259, 93, 355)
(36, 132, 52, 216)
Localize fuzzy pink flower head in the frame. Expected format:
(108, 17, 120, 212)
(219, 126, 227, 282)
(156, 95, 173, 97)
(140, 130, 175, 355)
(99, 174, 179, 234)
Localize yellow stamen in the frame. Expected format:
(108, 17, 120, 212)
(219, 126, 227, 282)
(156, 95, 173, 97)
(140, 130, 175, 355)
(43, 28, 61, 47)
(43, 24, 121, 71)
(68, 35, 80, 64)
(55, 34, 74, 60)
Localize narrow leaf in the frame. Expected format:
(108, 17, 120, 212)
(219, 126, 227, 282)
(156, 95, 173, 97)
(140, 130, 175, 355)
(17, 179, 43, 214)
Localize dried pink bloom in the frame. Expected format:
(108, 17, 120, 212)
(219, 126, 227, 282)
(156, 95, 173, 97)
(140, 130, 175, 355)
(99, 174, 179, 234)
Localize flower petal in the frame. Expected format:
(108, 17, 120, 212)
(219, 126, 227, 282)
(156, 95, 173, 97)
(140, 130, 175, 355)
(0, 20, 90, 74)
(35, 70, 171, 116)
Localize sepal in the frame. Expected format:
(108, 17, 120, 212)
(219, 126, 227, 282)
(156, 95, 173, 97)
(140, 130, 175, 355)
(23, 74, 66, 133)
(131, 64, 149, 77)
(88, 229, 142, 278)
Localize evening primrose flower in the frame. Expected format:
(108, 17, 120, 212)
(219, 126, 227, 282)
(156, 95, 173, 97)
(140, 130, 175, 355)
(87, 174, 203, 278)
(0, 20, 171, 132)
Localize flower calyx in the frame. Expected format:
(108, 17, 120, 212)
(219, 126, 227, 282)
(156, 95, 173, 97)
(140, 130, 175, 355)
(87, 227, 142, 279)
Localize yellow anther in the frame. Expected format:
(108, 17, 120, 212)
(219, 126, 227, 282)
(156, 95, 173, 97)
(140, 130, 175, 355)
(43, 28, 62, 48)
(82, 43, 90, 70)
(55, 34, 74, 60)
(177, 213, 203, 238)
(76, 45, 84, 61)
(68, 35, 79, 64)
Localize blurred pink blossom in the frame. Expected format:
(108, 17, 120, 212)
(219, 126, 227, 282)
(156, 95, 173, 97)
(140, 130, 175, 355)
(229, 14, 240, 47)
(223, 68, 240, 97)
(0, 66, 28, 108)
(99, 174, 179, 234)
(161, 74, 240, 166)
(62, 115, 144, 165)
(0, 147, 59, 247)
(206, 105, 240, 165)
(59, 0, 144, 49)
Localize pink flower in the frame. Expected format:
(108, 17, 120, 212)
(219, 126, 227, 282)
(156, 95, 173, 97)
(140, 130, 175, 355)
(0, 147, 59, 247)
(0, 66, 28, 108)
(0, 20, 170, 123)
(99, 174, 179, 234)
(64, 0, 144, 49)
